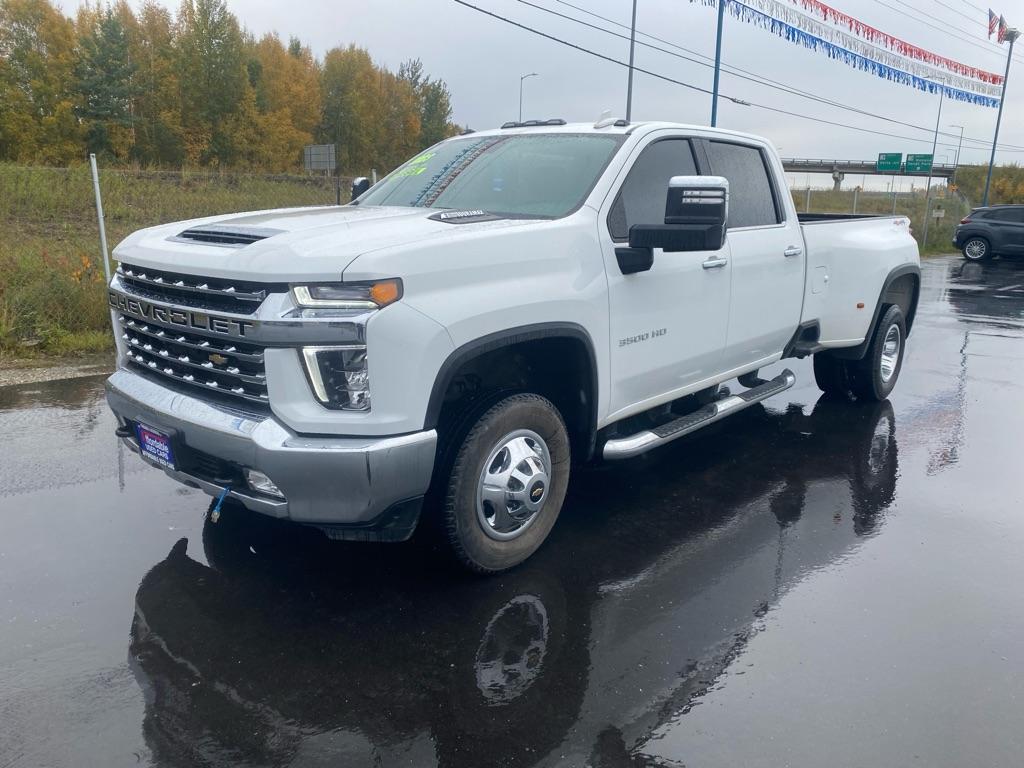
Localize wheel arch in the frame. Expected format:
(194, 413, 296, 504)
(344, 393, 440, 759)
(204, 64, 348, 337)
(832, 264, 920, 361)
(424, 323, 600, 462)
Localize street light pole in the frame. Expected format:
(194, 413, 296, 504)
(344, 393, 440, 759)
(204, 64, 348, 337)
(922, 83, 945, 250)
(518, 72, 538, 123)
(710, 0, 726, 126)
(949, 124, 965, 185)
(626, 0, 638, 121)
(983, 28, 1018, 206)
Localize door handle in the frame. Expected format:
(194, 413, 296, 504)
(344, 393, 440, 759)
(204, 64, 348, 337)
(784, 245, 803, 258)
(702, 256, 728, 270)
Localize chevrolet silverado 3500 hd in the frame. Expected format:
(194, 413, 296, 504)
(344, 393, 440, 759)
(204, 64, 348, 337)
(105, 119, 920, 572)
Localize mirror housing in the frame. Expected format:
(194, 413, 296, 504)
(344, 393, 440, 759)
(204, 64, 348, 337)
(628, 175, 729, 253)
(351, 176, 371, 200)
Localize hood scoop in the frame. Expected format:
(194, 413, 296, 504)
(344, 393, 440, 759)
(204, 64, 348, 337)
(171, 224, 283, 247)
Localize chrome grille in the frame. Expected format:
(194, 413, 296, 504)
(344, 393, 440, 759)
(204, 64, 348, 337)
(117, 314, 268, 406)
(117, 263, 285, 315)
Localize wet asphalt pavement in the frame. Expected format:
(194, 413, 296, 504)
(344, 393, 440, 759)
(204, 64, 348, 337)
(2, 253, 1024, 768)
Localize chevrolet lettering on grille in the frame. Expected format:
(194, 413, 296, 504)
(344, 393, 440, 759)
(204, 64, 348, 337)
(108, 291, 256, 338)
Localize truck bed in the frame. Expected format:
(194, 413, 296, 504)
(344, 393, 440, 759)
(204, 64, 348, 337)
(798, 212, 896, 223)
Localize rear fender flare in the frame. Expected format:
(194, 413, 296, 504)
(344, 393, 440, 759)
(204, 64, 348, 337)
(832, 263, 920, 361)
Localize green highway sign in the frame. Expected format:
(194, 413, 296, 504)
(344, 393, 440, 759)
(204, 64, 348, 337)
(906, 153, 934, 173)
(876, 153, 902, 172)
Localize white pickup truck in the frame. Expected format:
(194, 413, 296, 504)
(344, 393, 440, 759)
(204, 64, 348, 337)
(105, 119, 920, 572)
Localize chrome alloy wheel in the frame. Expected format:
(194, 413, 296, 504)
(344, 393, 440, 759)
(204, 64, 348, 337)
(965, 239, 987, 260)
(879, 324, 901, 383)
(476, 429, 552, 541)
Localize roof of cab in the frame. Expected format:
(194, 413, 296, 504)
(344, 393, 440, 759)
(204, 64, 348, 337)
(458, 120, 770, 144)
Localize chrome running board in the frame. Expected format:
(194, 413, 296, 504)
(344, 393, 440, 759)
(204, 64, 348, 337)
(603, 369, 796, 460)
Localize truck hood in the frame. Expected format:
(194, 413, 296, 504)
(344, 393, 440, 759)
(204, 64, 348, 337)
(111, 205, 537, 282)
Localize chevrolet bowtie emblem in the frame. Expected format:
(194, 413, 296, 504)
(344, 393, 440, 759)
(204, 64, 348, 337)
(208, 353, 228, 366)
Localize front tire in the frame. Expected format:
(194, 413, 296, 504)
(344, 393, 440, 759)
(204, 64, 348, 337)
(443, 394, 570, 574)
(851, 305, 906, 402)
(962, 236, 992, 261)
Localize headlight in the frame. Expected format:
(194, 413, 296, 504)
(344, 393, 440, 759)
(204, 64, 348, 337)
(301, 346, 370, 411)
(290, 279, 402, 311)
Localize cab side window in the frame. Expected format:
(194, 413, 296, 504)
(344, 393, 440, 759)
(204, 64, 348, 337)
(608, 139, 698, 241)
(705, 140, 781, 229)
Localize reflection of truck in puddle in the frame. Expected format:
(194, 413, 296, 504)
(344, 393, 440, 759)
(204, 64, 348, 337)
(129, 396, 897, 767)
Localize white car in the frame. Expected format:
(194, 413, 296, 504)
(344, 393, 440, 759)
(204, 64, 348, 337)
(105, 118, 920, 572)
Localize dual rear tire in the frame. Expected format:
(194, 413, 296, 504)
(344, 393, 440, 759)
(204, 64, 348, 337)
(813, 304, 906, 401)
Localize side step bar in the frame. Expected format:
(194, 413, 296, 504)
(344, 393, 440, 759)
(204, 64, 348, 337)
(603, 369, 796, 460)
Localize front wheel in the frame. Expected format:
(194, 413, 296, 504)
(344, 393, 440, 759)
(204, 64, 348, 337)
(442, 394, 570, 574)
(962, 236, 992, 261)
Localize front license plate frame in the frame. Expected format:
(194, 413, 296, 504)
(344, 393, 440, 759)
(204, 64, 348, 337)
(135, 423, 177, 471)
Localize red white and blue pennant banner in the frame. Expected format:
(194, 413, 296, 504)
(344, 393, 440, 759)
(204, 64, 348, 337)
(698, 0, 1001, 107)
(789, 0, 1002, 84)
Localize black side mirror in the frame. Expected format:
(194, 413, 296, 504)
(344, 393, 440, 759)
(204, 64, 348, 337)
(628, 175, 729, 253)
(351, 177, 371, 201)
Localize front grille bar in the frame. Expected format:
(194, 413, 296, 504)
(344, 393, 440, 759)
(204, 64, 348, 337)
(119, 316, 264, 363)
(122, 334, 266, 385)
(125, 349, 269, 403)
(118, 264, 267, 304)
(116, 313, 269, 406)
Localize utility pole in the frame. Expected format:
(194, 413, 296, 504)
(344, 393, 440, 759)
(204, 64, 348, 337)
(519, 72, 538, 122)
(626, 0, 638, 121)
(984, 28, 1018, 206)
(922, 83, 945, 250)
(949, 124, 965, 186)
(710, 0, 726, 126)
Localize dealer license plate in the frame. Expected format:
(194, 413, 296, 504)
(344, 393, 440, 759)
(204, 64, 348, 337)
(135, 423, 176, 470)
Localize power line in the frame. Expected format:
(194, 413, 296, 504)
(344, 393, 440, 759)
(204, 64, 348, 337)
(516, 0, 1024, 152)
(868, 0, 1024, 65)
(452, 0, 1017, 154)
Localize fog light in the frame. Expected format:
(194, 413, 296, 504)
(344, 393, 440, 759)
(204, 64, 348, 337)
(301, 345, 370, 411)
(245, 469, 284, 498)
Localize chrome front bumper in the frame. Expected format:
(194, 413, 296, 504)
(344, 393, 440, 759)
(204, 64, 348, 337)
(105, 369, 437, 538)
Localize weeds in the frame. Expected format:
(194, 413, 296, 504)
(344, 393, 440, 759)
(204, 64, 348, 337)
(0, 163, 342, 357)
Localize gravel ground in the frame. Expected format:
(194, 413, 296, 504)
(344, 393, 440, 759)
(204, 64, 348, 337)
(0, 353, 113, 387)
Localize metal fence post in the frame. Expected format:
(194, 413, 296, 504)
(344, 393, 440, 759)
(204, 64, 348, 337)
(89, 154, 111, 284)
(852, 187, 858, 214)
(805, 187, 811, 213)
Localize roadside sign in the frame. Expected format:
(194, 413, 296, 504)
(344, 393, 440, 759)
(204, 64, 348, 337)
(906, 154, 933, 173)
(303, 143, 337, 172)
(932, 208, 945, 218)
(876, 153, 902, 172)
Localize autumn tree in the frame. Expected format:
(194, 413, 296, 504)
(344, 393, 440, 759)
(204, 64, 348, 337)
(129, 1, 184, 165)
(175, 0, 247, 166)
(74, 5, 141, 160)
(0, 0, 81, 163)
(399, 57, 455, 147)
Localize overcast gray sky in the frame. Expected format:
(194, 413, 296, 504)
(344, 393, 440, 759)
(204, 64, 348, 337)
(61, 0, 1024, 186)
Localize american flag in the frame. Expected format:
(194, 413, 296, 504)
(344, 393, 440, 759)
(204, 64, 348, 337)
(998, 14, 1008, 43)
(988, 9, 999, 38)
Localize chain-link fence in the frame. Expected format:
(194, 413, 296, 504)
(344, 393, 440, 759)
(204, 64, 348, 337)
(1, 164, 351, 355)
(790, 186, 969, 253)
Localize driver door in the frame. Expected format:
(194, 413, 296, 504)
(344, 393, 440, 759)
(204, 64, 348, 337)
(598, 134, 732, 421)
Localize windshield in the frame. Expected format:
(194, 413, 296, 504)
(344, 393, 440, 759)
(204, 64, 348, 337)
(356, 133, 624, 218)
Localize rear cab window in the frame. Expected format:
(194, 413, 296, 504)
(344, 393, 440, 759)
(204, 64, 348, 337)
(704, 140, 782, 229)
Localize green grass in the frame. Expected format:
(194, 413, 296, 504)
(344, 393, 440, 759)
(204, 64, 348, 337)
(0, 164, 343, 358)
